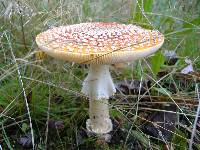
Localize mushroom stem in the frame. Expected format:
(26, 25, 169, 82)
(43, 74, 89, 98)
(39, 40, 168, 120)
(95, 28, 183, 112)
(82, 64, 116, 134)
(87, 99, 112, 134)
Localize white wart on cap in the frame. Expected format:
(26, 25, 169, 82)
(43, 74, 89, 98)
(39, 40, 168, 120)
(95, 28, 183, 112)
(36, 22, 164, 64)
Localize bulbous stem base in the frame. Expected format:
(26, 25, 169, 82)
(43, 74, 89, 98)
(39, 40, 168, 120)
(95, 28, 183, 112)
(86, 99, 113, 134)
(81, 64, 116, 134)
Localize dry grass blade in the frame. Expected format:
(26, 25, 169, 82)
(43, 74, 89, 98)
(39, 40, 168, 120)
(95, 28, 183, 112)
(189, 83, 200, 150)
(3, 33, 35, 149)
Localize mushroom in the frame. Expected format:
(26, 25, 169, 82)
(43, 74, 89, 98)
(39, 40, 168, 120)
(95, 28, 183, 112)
(36, 22, 164, 135)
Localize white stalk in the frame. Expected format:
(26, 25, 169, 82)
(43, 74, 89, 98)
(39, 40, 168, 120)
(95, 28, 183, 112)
(81, 64, 116, 134)
(86, 99, 112, 134)
(82, 64, 116, 100)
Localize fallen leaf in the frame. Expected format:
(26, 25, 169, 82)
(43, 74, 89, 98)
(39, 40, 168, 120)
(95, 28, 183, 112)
(115, 79, 151, 95)
(181, 58, 194, 74)
(35, 50, 46, 61)
(51, 94, 64, 104)
(18, 132, 32, 148)
(164, 50, 178, 65)
(164, 50, 176, 59)
(181, 64, 194, 74)
(76, 129, 88, 146)
(27, 90, 32, 103)
(141, 105, 177, 141)
(48, 120, 64, 131)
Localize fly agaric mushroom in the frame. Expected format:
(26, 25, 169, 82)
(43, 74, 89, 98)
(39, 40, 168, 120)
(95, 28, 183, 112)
(36, 22, 164, 135)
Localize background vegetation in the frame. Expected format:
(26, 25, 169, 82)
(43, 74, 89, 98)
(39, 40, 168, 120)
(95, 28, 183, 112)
(0, 0, 200, 149)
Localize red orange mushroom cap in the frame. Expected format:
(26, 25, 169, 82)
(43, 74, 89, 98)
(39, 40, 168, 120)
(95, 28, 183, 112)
(36, 22, 164, 64)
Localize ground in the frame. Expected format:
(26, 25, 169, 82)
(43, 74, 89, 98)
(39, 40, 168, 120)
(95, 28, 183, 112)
(0, 0, 200, 149)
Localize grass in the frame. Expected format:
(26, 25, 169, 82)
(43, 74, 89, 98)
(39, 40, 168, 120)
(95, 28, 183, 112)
(0, 0, 200, 149)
